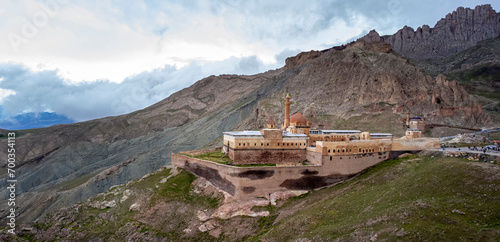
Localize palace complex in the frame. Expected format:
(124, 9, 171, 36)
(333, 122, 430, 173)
(172, 94, 440, 199)
(222, 93, 434, 166)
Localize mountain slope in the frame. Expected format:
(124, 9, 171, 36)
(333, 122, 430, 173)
(413, 36, 500, 114)
(0, 70, 288, 224)
(361, 4, 500, 60)
(7, 154, 500, 241)
(1, 39, 495, 225)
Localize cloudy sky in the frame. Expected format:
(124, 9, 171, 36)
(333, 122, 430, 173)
(0, 0, 498, 127)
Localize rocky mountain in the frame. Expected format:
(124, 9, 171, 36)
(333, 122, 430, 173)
(1, 4, 499, 227)
(361, 4, 500, 60)
(414, 36, 500, 114)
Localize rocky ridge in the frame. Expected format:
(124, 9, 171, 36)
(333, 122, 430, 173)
(361, 4, 500, 60)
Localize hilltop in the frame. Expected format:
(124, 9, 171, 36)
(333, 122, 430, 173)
(5, 154, 500, 241)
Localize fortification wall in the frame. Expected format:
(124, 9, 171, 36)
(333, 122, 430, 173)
(171, 150, 389, 199)
(392, 138, 440, 151)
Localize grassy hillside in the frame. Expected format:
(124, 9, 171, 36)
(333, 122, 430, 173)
(257, 155, 500, 241)
(7, 154, 500, 241)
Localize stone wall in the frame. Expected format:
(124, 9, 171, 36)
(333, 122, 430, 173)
(172, 149, 390, 199)
(228, 148, 306, 165)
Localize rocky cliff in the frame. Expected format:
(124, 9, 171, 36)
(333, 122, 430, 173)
(361, 4, 500, 60)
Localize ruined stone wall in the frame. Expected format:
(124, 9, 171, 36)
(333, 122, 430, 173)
(392, 138, 440, 151)
(172, 150, 390, 199)
(439, 105, 482, 116)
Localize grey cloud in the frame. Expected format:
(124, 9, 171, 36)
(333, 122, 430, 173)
(0, 55, 281, 122)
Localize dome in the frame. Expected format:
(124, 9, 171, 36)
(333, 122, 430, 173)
(411, 116, 422, 120)
(290, 113, 307, 124)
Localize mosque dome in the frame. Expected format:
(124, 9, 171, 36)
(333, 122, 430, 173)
(411, 116, 423, 120)
(290, 113, 307, 124)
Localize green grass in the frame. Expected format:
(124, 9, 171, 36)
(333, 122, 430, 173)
(258, 155, 500, 241)
(30, 168, 222, 241)
(154, 170, 220, 208)
(188, 151, 233, 165)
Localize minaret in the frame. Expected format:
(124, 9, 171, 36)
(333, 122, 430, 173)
(284, 93, 290, 128)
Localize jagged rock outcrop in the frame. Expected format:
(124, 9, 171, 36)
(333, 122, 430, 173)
(361, 4, 500, 60)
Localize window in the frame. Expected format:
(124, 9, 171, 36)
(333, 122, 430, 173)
(267, 143, 269, 146)
(328, 149, 330, 153)
(278, 143, 280, 146)
(254, 143, 256, 146)
(359, 148, 361, 152)
(330, 156, 332, 161)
